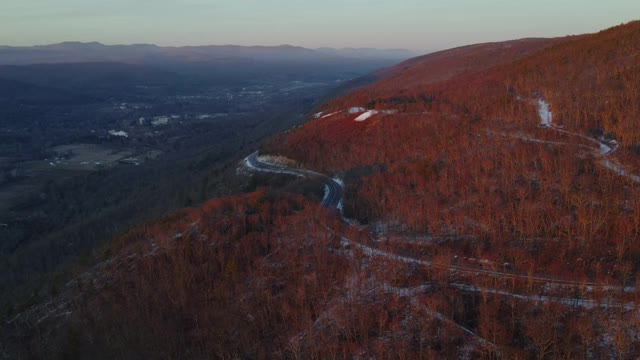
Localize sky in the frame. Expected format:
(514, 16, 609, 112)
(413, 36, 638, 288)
(2, 0, 638, 51)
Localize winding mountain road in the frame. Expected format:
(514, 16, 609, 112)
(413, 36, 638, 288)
(245, 152, 342, 208)
(244, 149, 634, 303)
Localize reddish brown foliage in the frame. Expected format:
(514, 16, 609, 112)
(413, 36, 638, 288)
(268, 21, 640, 281)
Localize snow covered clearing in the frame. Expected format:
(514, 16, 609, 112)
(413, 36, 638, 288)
(351, 108, 396, 121)
(354, 110, 378, 122)
(313, 112, 323, 119)
(344, 107, 396, 121)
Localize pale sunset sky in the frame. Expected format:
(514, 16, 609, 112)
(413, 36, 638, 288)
(1, 0, 638, 51)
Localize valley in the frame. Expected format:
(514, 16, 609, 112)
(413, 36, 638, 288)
(0, 47, 403, 326)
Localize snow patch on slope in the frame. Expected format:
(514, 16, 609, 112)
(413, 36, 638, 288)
(349, 107, 396, 121)
(355, 110, 378, 122)
(321, 111, 340, 119)
(538, 99, 552, 127)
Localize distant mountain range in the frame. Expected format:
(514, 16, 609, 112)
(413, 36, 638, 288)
(315, 47, 418, 59)
(0, 42, 421, 66)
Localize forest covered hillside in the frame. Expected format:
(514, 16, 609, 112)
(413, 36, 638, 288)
(267, 22, 640, 283)
(7, 21, 640, 359)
